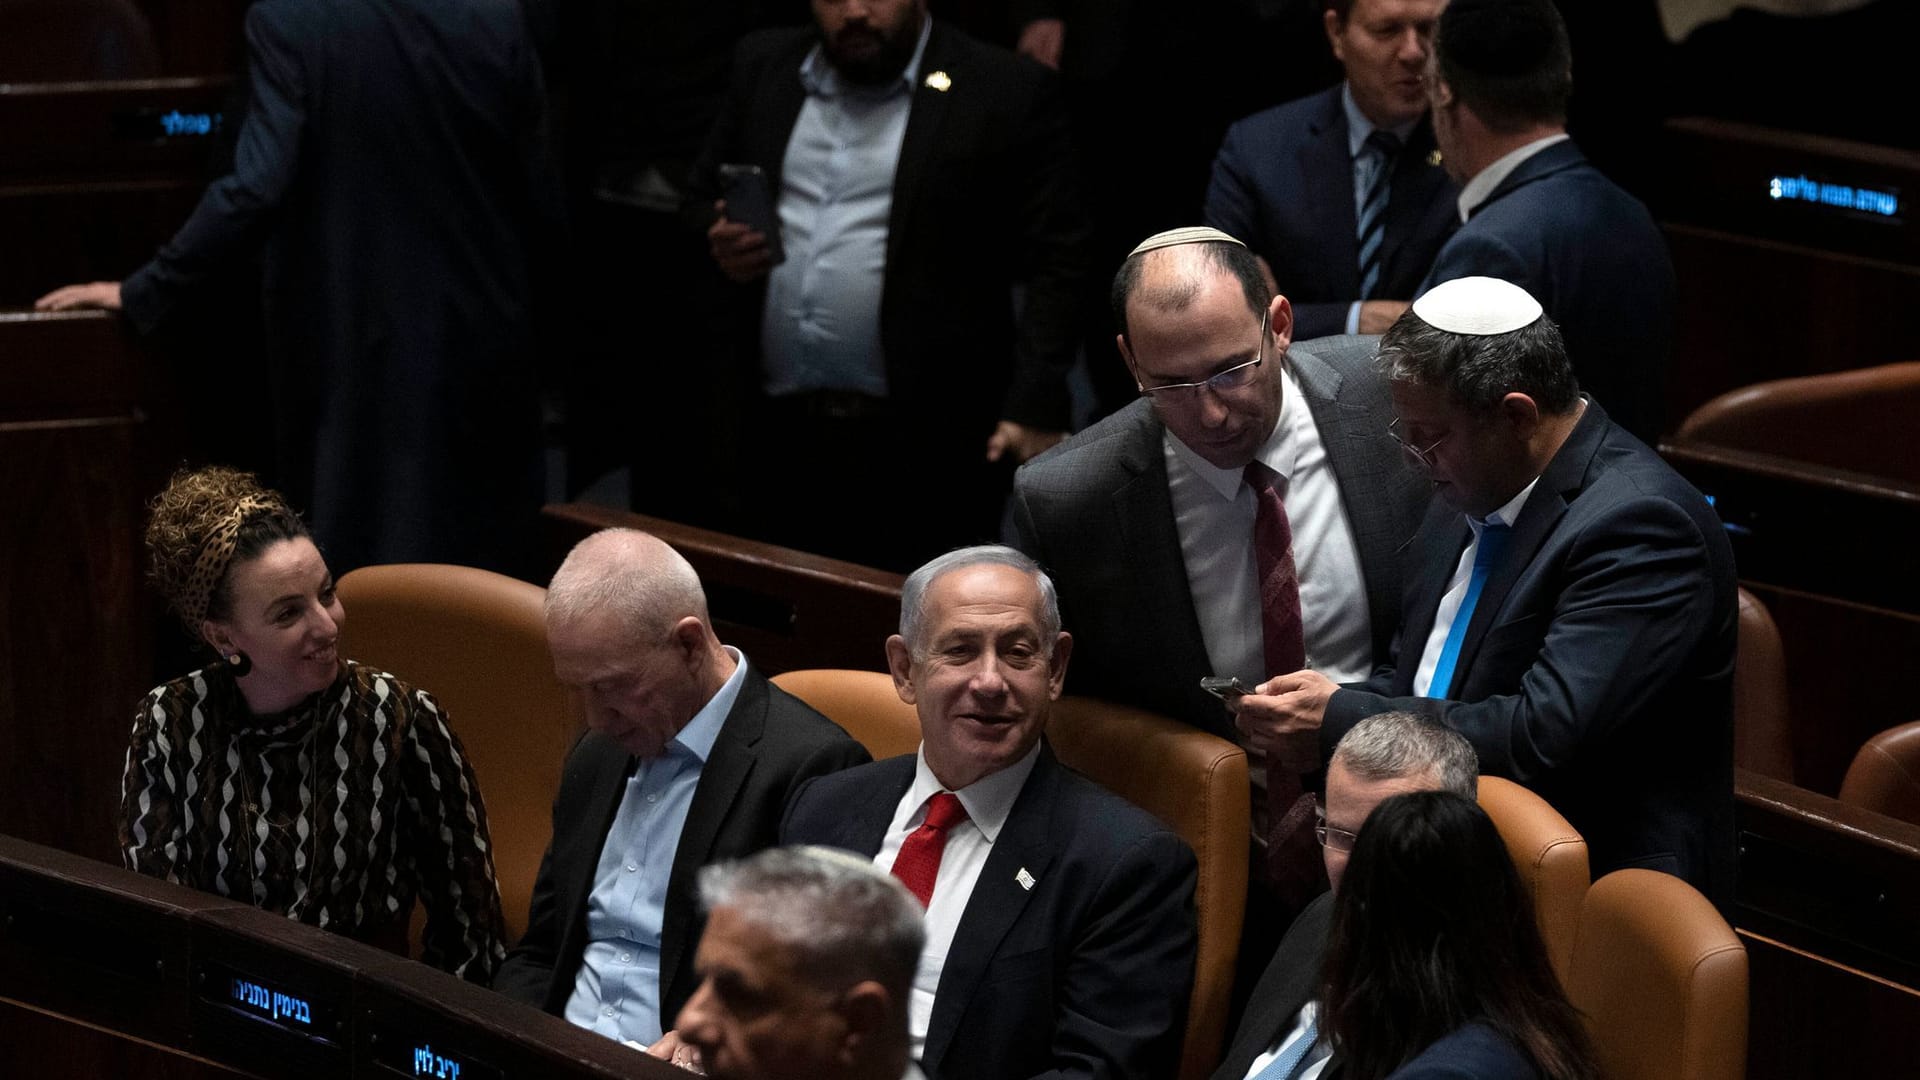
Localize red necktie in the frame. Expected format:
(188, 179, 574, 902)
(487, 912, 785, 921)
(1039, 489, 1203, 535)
(890, 792, 968, 909)
(1245, 462, 1322, 913)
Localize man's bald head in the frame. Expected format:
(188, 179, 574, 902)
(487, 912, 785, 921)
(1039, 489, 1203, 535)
(546, 528, 709, 644)
(1110, 236, 1272, 344)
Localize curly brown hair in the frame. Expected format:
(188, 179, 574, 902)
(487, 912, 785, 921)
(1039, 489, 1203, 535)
(145, 465, 310, 638)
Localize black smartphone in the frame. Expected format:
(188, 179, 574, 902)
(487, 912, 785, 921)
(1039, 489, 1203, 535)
(1200, 675, 1249, 701)
(718, 162, 785, 265)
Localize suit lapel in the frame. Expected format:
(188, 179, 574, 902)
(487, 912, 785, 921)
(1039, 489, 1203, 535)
(549, 740, 636, 1010)
(1112, 412, 1225, 737)
(658, 672, 769, 1009)
(1448, 402, 1607, 685)
(923, 750, 1061, 1072)
(1378, 116, 1448, 281)
(887, 23, 954, 270)
(755, 40, 813, 188)
(1301, 95, 1360, 295)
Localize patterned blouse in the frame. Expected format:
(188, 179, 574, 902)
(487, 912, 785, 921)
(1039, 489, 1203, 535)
(119, 659, 506, 982)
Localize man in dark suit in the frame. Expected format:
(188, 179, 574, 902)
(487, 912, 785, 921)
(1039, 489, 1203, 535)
(1416, 0, 1675, 442)
(1012, 229, 1427, 941)
(1212, 711, 1477, 1080)
(1243, 277, 1736, 898)
(37, 0, 559, 576)
(780, 546, 1197, 1080)
(690, 0, 1086, 571)
(493, 529, 869, 1048)
(1207, 0, 1457, 340)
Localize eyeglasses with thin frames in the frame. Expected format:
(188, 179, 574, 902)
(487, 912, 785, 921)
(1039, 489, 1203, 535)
(1386, 416, 1447, 472)
(1136, 310, 1270, 402)
(1312, 802, 1359, 853)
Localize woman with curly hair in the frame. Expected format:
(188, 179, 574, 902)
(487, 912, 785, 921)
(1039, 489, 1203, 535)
(1321, 790, 1599, 1080)
(121, 465, 506, 982)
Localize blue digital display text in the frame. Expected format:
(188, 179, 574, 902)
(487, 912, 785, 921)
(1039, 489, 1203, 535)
(413, 1044, 463, 1079)
(1768, 174, 1899, 217)
(230, 976, 313, 1026)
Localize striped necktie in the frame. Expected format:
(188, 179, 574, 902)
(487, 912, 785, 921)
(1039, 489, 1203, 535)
(1355, 129, 1402, 300)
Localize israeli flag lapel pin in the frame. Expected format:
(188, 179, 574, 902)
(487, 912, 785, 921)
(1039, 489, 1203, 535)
(1016, 867, 1036, 891)
(925, 70, 952, 92)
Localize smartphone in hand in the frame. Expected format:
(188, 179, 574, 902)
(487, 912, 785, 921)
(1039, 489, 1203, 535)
(718, 163, 785, 266)
(1200, 675, 1249, 701)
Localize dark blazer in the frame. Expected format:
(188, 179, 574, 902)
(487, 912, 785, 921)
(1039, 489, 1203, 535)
(1387, 1023, 1541, 1079)
(1206, 86, 1458, 339)
(1326, 402, 1736, 898)
(1010, 335, 1431, 741)
(120, 0, 559, 574)
(688, 21, 1087, 437)
(493, 666, 870, 1024)
(1209, 891, 1335, 1080)
(1418, 139, 1675, 442)
(781, 747, 1198, 1080)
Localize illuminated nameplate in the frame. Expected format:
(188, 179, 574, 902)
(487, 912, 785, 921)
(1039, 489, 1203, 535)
(368, 1030, 503, 1080)
(1768, 174, 1902, 221)
(110, 108, 226, 142)
(196, 961, 339, 1045)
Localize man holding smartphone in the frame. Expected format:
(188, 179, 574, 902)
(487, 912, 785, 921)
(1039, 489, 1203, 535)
(690, 0, 1087, 572)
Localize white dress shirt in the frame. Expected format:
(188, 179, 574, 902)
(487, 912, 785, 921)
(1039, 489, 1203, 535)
(1413, 480, 1540, 697)
(1339, 83, 1422, 334)
(1166, 365, 1371, 808)
(873, 742, 1042, 1057)
(1456, 133, 1571, 222)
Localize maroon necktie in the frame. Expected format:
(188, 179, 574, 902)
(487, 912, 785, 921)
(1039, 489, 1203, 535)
(1245, 462, 1322, 912)
(890, 792, 968, 909)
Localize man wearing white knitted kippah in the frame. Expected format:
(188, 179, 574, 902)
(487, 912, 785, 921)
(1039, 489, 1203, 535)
(1239, 276, 1738, 901)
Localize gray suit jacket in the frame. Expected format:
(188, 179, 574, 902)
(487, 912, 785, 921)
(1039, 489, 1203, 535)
(1011, 335, 1428, 740)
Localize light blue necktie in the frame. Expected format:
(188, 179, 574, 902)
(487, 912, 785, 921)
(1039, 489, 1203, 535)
(1251, 1018, 1319, 1080)
(1427, 522, 1513, 699)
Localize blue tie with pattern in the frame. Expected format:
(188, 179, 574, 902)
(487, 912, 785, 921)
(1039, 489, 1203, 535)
(1427, 521, 1512, 699)
(1355, 129, 1401, 300)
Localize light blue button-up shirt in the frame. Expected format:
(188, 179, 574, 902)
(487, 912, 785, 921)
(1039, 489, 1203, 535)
(760, 17, 932, 398)
(562, 646, 748, 1045)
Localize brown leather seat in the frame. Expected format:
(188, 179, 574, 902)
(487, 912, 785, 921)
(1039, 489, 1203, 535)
(1567, 869, 1747, 1080)
(336, 564, 580, 945)
(768, 670, 1249, 1080)
(1476, 777, 1588, 985)
(1734, 587, 1794, 782)
(1838, 720, 1920, 827)
(1676, 361, 1920, 484)
(768, 668, 920, 759)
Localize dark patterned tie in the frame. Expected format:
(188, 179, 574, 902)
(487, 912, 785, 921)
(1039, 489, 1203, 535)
(1245, 462, 1320, 910)
(889, 792, 967, 908)
(1355, 129, 1402, 300)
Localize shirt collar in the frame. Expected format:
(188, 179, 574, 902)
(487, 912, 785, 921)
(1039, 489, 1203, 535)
(1473, 476, 1540, 535)
(1340, 82, 1421, 159)
(670, 646, 747, 764)
(1164, 363, 1307, 503)
(907, 739, 1042, 844)
(1456, 132, 1570, 221)
(800, 15, 933, 99)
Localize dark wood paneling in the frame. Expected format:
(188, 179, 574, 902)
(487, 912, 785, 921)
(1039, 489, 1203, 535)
(1742, 931, 1920, 1080)
(0, 1000, 260, 1080)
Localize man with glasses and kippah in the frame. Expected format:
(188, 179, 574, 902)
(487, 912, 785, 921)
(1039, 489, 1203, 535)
(1011, 227, 1429, 955)
(1239, 276, 1736, 900)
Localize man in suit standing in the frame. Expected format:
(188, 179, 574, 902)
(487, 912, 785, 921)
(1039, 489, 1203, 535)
(1212, 711, 1478, 1080)
(1011, 228, 1427, 929)
(1416, 0, 1675, 442)
(779, 546, 1198, 1080)
(692, 0, 1086, 572)
(1206, 0, 1457, 340)
(1243, 277, 1736, 897)
(493, 529, 869, 1047)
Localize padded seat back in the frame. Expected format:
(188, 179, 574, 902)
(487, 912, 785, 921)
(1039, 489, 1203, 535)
(767, 670, 1249, 1080)
(1838, 720, 1920, 827)
(1676, 361, 1920, 484)
(337, 564, 580, 945)
(1476, 777, 1588, 985)
(1567, 869, 1747, 1080)
(1734, 587, 1794, 782)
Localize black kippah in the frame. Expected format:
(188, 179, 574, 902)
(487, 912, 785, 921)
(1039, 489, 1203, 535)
(1439, 0, 1563, 78)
